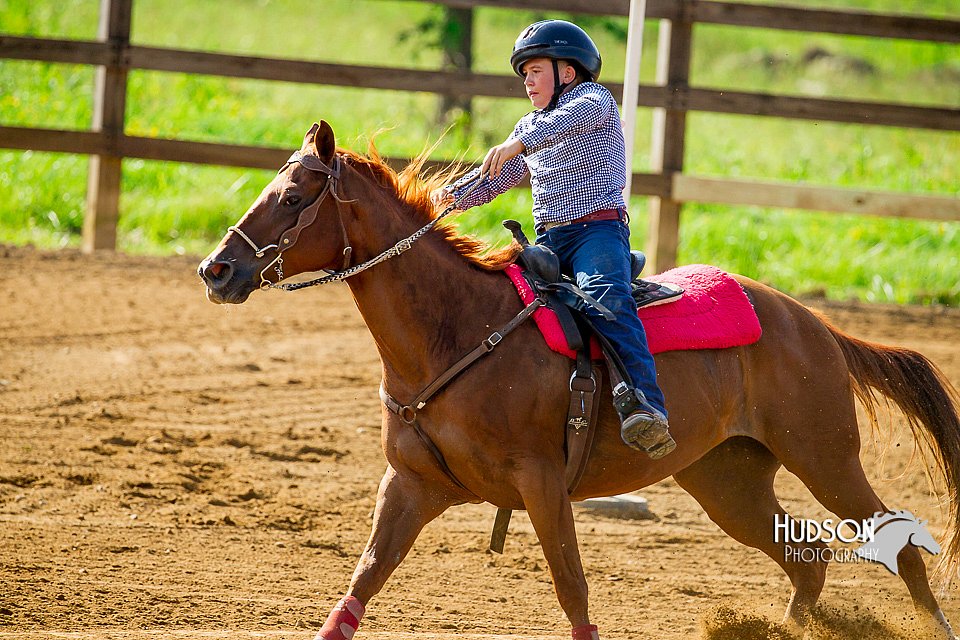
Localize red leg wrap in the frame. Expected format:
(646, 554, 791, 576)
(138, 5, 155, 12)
(571, 623, 600, 640)
(315, 596, 365, 640)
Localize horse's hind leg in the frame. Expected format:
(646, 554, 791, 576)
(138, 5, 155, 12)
(775, 435, 953, 635)
(673, 436, 829, 629)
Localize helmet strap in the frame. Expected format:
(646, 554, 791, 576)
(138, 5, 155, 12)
(546, 59, 573, 111)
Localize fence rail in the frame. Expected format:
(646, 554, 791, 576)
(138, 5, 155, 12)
(404, 0, 960, 42)
(0, 0, 958, 265)
(4, 34, 959, 132)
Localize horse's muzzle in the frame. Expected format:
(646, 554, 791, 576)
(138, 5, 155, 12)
(198, 257, 253, 304)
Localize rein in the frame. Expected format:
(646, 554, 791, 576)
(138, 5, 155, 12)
(270, 171, 483, 291)
(227, 147, 484, 292)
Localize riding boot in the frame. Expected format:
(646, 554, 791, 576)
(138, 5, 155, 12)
(613, 384, 676, 459)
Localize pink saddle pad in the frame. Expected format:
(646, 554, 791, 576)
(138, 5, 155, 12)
(505, 263, 762, 359)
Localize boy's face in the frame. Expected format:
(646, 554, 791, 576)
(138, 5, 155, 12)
(521, 58, 576, 109)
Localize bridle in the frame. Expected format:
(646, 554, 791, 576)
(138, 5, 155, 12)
(227, 148, 483, 292)
(228, 149, 353, 290)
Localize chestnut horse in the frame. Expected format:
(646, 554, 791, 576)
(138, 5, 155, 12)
(199, 122, 960, 639)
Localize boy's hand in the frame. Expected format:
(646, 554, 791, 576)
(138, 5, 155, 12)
(430, 187, 456, 210)
(481, 138, 525, 179)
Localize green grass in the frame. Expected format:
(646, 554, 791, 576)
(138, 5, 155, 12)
(0, 0, 958, 303)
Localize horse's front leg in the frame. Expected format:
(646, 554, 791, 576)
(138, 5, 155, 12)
(315, 464, 457, 640)
(519, 466, 599, 640)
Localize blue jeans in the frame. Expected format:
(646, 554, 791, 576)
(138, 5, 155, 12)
(536, 219, 667, 417)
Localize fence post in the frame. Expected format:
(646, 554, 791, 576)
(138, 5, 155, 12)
(82, 0, 132, 253)
(437, 7, 474, 127)
(646, 3, 692, 272)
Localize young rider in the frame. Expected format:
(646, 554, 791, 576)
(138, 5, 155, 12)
(432, 20, 675, 459)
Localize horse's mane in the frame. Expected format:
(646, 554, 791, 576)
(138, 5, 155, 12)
(338, 142, 521, 271)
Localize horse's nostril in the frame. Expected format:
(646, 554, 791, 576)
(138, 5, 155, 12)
(201, 260, 233, 285)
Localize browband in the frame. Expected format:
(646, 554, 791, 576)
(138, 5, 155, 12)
(281, 150, 340, 178)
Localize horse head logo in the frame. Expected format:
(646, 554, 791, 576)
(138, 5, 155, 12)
(854, 510, 940, 575)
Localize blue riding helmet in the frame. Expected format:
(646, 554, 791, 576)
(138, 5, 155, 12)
(509, 20, 602, 82)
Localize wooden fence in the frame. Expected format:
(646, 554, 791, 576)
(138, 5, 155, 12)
(1, 0, 958, 268)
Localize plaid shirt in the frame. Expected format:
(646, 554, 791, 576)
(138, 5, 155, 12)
(448, 82, 627, 228)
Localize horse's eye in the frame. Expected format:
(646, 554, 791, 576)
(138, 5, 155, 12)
(284, 194, 301, 208)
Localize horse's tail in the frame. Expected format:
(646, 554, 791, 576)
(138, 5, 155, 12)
(824, 318, 960, 582)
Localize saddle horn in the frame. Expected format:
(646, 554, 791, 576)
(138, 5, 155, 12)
(502, 219, 530, 247)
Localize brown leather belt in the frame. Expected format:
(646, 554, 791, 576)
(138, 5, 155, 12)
(540, 208, 625, 233)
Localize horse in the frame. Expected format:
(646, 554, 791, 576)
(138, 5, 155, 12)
(198, 121, 960, 640)
(855, 510, 943, 576)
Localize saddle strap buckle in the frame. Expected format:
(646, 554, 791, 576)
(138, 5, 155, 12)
(398, 405, 417, 424)
(483, 332, 504, 351)
(568, 369, 597, 427)
(569, 370, 597, 393)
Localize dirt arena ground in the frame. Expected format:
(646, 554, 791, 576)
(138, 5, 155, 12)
(2, 245, 960, 639)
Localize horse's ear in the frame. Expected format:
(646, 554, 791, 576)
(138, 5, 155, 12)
(303, 123, 320, 147)
(313, 120, 336, 165)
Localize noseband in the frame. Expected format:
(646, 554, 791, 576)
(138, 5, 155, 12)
(228, 150, 353, 289)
